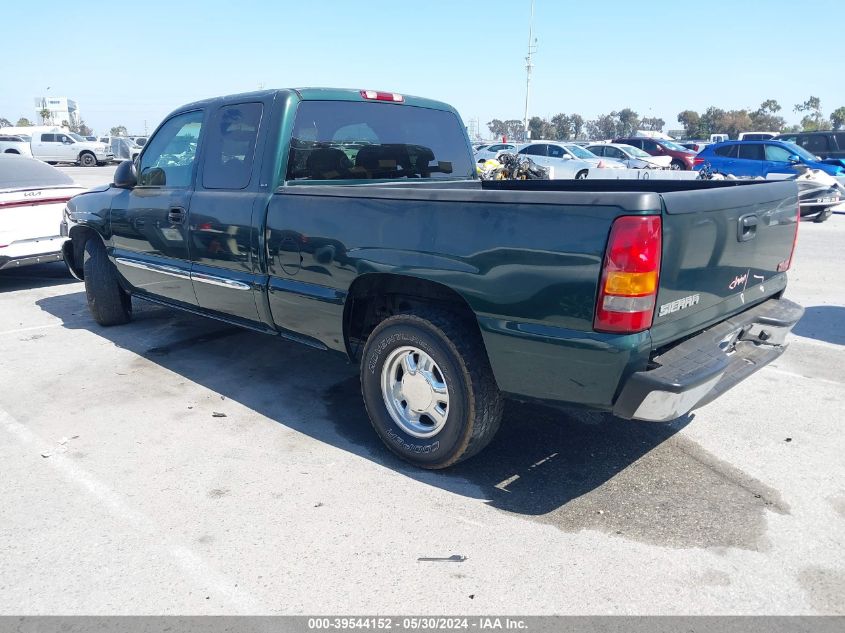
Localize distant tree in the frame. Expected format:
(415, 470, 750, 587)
(749, 99, 785, 132)
(616, 108, 639, 137)
(0, 117, 11, 128)
(717, 110, 753, 139)
(61, 120, 70, 129)
(640, 117, 665, 132)
(528, 116, 555, 140)
(831, 107, 845, 130)
(550, 113, 573, 140)
(503, 119, 526, 141)
(783, 124, 802, 133)
(487, 119, 508, 139)
(39, 108, 52, 125)
(587, 113, 619, 140)
(16, 117, 32, 126)
(699, 107, 726, 137)
(77, 121, 93, 136)
(110, 125, 128, 136)
(570, 114, 584, 140)
(677, 110, 701, 138)
(794, 96, 829, 131)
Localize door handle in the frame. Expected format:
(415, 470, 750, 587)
(738, 213, 758, 242)
(168, 207, 186, 224)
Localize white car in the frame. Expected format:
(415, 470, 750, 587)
(586, 143, 672, 169)
(474, 142, 518, 163)
(0, 134, 34, 157)
(0, 155, 84, 270)
(515, 141, 625, 179)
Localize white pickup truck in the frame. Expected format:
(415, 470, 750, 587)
(0, 126, 113, 166)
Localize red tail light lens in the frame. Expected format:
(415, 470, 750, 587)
(594, 215, 662, 333)
(360, 90, 404, 103)
(693, 157, 705, 166)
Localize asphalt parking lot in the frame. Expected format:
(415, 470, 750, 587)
(0, 165, 843, 615)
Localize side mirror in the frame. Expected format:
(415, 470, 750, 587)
(63, 139, 73, 144)
(788, 155, 801, 164)
(113, 159, 138, 189)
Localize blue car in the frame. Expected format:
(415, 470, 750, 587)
(694, 140, 845, 178)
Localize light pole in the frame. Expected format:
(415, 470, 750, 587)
(523, 0, 537, 141)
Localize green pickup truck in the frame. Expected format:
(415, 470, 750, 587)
(61, 88, 804, 468)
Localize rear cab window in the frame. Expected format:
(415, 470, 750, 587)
(202, 102, 263, 189)
(286, 100, 474, 181)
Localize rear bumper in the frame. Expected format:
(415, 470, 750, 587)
(613, 297, 804, 421)
(0, 236, 67, 270)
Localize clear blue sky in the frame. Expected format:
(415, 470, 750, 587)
(2, 0, 841, 137)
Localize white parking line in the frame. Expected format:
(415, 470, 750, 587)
(765, 366, 844, 386)
(0, 323, 64, 336)
(0, 407, 265, 613)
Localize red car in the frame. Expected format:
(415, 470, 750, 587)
(613, 137, 697, 170)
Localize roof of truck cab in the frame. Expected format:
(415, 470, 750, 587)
(173, 88, 457, 114)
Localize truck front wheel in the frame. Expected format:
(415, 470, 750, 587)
(79, 152, 97, 167)
(360, 310, 503, 469)
(82, 238, 132, 326)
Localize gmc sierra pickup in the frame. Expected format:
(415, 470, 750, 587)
(61, 88, 804, 468)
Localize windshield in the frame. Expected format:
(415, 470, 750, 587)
(660, 140, 688, 152)
(620, 144, 651, 158)
(782, 142, 819, 162)
(0, 155, 75, 189)
(562, 144, 596, 159)
(68, 133, 86, 142)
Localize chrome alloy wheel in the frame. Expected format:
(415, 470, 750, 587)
(380, 346, 450, 438)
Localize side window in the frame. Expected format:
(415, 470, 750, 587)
(737, 144, 763, 160)
(625, 139, 640, 149)
(642, 140, 659, 152)
(765, 144, 794, 162)
(607, 147, 623, 159)
(487, 144, 504, 152)
(138, 110, 204, 187)
(589, 146, 604, 156)
(202, 103, 263, 190)
(802, 135, 829, 153)
(835, 133, 845, 149)
(547, 145, 565, 158)
(714, 144, 738, 158)
(40, 134, 55, 142)
(520, 144, 546, 156)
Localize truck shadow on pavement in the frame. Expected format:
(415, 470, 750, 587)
(0, 262, 79, 293)
(792, 305, 845, 346)
(37, 292, 788, 550)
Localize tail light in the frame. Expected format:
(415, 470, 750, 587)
(693, 157, 705, 166)
(777, 205, 801, 272)
(594, 215, 662, 333)
(360, 90, 404, 103)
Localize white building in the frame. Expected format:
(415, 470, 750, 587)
(34, 96, 80, 128)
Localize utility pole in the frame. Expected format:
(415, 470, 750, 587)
(523, 0, 537, 141)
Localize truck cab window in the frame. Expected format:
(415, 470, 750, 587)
(286, 101, 474, 181)
(202, 103, 263, 190)
(138, 110, 203, 187)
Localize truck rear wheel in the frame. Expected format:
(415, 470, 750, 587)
(360, 310, 503, 469)
(82, 238, 132, 326)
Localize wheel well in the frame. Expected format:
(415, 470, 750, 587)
(79, 150, 95, 160)
(67, 226, 100, 278)
(344, 273, 486, 362)
(4, 149, 19, 154)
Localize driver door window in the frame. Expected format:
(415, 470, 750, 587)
(139, 110, 204, 187)
(764, 144, 793, 162)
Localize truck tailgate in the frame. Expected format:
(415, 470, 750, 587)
(651, 180, 799, 347)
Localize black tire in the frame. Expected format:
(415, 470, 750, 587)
(79, 151, 97, 167)
(82, 238, 132, 326)
(575, 170, 588, 180)
(360, 309, 503, 469)
(670, 159, 684, 170)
